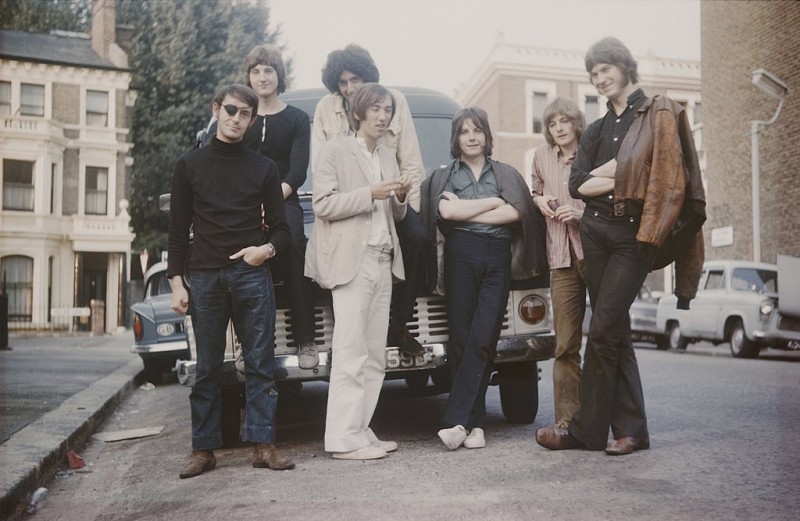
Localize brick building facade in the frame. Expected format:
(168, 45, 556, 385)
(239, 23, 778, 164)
(701, 0, 800, 263)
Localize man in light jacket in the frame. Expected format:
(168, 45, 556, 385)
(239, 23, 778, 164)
(305, 83, 410, 460)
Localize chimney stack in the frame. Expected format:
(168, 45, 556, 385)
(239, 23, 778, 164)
(91, 0, 116, 60)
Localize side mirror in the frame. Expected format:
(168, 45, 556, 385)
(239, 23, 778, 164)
(159, 193, 171, 212)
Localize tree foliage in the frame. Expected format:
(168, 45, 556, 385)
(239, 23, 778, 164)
(117, 0, 285, 255)
(0, 0, 89, 32)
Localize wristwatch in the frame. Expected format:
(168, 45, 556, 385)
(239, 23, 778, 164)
(265, 243, 276, 259)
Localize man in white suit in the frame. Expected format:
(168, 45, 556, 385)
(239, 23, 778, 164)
(305, 83, 411, 460)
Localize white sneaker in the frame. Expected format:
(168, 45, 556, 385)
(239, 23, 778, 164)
(463, 428, 485, 449)
(331, 446, 387, 460)
(437, 425, 468, 450)
(371, 440, 398, 452)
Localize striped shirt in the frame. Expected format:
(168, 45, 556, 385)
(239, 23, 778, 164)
(531, 143, 585, 269)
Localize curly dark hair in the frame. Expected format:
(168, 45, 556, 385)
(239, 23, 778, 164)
(585, 36, 639, 85)
(321, 44, 380, 94)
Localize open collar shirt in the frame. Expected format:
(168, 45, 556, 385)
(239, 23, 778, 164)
(531, 143, 585, 269)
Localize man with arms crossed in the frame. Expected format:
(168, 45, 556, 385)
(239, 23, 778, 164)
(531, 97, 587, 430)
(169, 84, 294, 478)
(312, 44, 428, 356)
(306, 83, 410, 460)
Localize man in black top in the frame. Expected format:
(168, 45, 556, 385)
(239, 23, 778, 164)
(169, 84, 294, 478)
(536, 37, 652, 455)
(243, 44, 318, 369)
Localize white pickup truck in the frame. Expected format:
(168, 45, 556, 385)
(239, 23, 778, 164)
(656, 256, 800, 358)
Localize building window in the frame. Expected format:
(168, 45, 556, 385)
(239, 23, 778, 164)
(584, 95, 600, 124)
(2, 159, 35, 211)
(693, 102, 703, 125)
(20, 83, 45, 117)
(0, 81, 10, 115)
(85, 166, 108, 215)
(1, 255, 33, 322)
(531, 92, 548, 134)
(86, 90, 109, 127)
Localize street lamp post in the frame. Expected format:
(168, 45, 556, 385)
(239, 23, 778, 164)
(750, 68, 788, 263)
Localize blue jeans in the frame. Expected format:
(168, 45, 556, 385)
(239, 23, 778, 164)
(442, 230, 511, 429)
(189, 260, 278, 449)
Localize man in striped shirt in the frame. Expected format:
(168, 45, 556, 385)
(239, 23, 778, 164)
(531, 97, 587, 430)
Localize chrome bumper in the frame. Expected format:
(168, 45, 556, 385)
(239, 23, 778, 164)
(176, 333, 554, 387)
(131, 340, 188, 355)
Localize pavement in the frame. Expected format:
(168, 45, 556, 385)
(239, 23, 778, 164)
(0, 331, 144, 519)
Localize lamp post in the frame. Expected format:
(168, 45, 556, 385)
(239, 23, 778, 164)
(750, 68, 788, 262)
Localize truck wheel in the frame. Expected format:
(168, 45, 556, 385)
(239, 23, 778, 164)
(667, 322, 688, 350)
(430, 367, 451, 391)
(404, 372, 430, 394)
(498, 362, 539, 424)
(142, 358, 163, 385)
(729, 319, 760, 359)
(221, 385, 242, 447)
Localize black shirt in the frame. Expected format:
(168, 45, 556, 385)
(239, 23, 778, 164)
(167, 136, 290, 278)
(569, 88, 648, 216)
(243, 104, 310, 199)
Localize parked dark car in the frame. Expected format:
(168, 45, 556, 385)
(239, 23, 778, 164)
(130, 260, 190, 383)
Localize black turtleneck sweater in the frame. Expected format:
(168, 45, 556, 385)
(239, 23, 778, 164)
(167, 136, 290, 278)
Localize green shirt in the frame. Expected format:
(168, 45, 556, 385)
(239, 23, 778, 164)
(439, 159, 512, 240)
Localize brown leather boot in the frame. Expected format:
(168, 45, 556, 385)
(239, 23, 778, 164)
(179, 450, 216, 479)
(252, 443, 295, 470)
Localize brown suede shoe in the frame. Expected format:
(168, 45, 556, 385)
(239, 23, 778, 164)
(535, 424, 585, 451)
(388, 325, 426, 356)
(252, 443, 295, 470)
(179, 450, 216, 479)
(605, 436, 650, 456)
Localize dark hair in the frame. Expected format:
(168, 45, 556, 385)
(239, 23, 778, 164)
(585, 36, 639, 85)
(542, 97, 586, 146)
(351, 83, 395, 131)
(244, 44, 288, 94)
(450, 107, 493, 159)
(321, 43, 380, 94)
(211, 84, 259, 118)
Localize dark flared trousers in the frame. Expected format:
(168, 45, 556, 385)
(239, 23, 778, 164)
(569, 212, 650, 450)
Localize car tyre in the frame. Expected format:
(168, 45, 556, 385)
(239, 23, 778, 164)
(430, 367, 451, 391)
(667, 322, 688, 350)
(497, 362, 539, 424)
(404, 372, 430, 394)
(729, 319, 760, 359)
(142, 358, 163, 385)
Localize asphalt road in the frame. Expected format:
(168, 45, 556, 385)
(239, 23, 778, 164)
(0, 334, 132, 444)
(13, 343, 800, 521)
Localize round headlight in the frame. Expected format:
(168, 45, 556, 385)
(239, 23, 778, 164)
(759, 300, 774, 316)
(519, 295, 547, 325)
(157, 323, 176, 336)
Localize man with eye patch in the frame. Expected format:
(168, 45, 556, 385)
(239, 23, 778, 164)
(168, 84, 294, 478)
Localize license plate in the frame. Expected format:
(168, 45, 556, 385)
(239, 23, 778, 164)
(787, 339, 800, 351)
(385, 347, 435, 371)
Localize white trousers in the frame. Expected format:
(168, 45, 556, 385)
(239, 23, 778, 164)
(324, 248, 393, 452)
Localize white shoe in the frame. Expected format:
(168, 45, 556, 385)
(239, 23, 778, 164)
(463, 428, 485, 449)
(372, 440, 398, 452)
(437, 425, 468, 450)
(331, 446, 387, 460)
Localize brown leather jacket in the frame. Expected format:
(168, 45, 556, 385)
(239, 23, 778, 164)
(614, 95, 706, 306)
